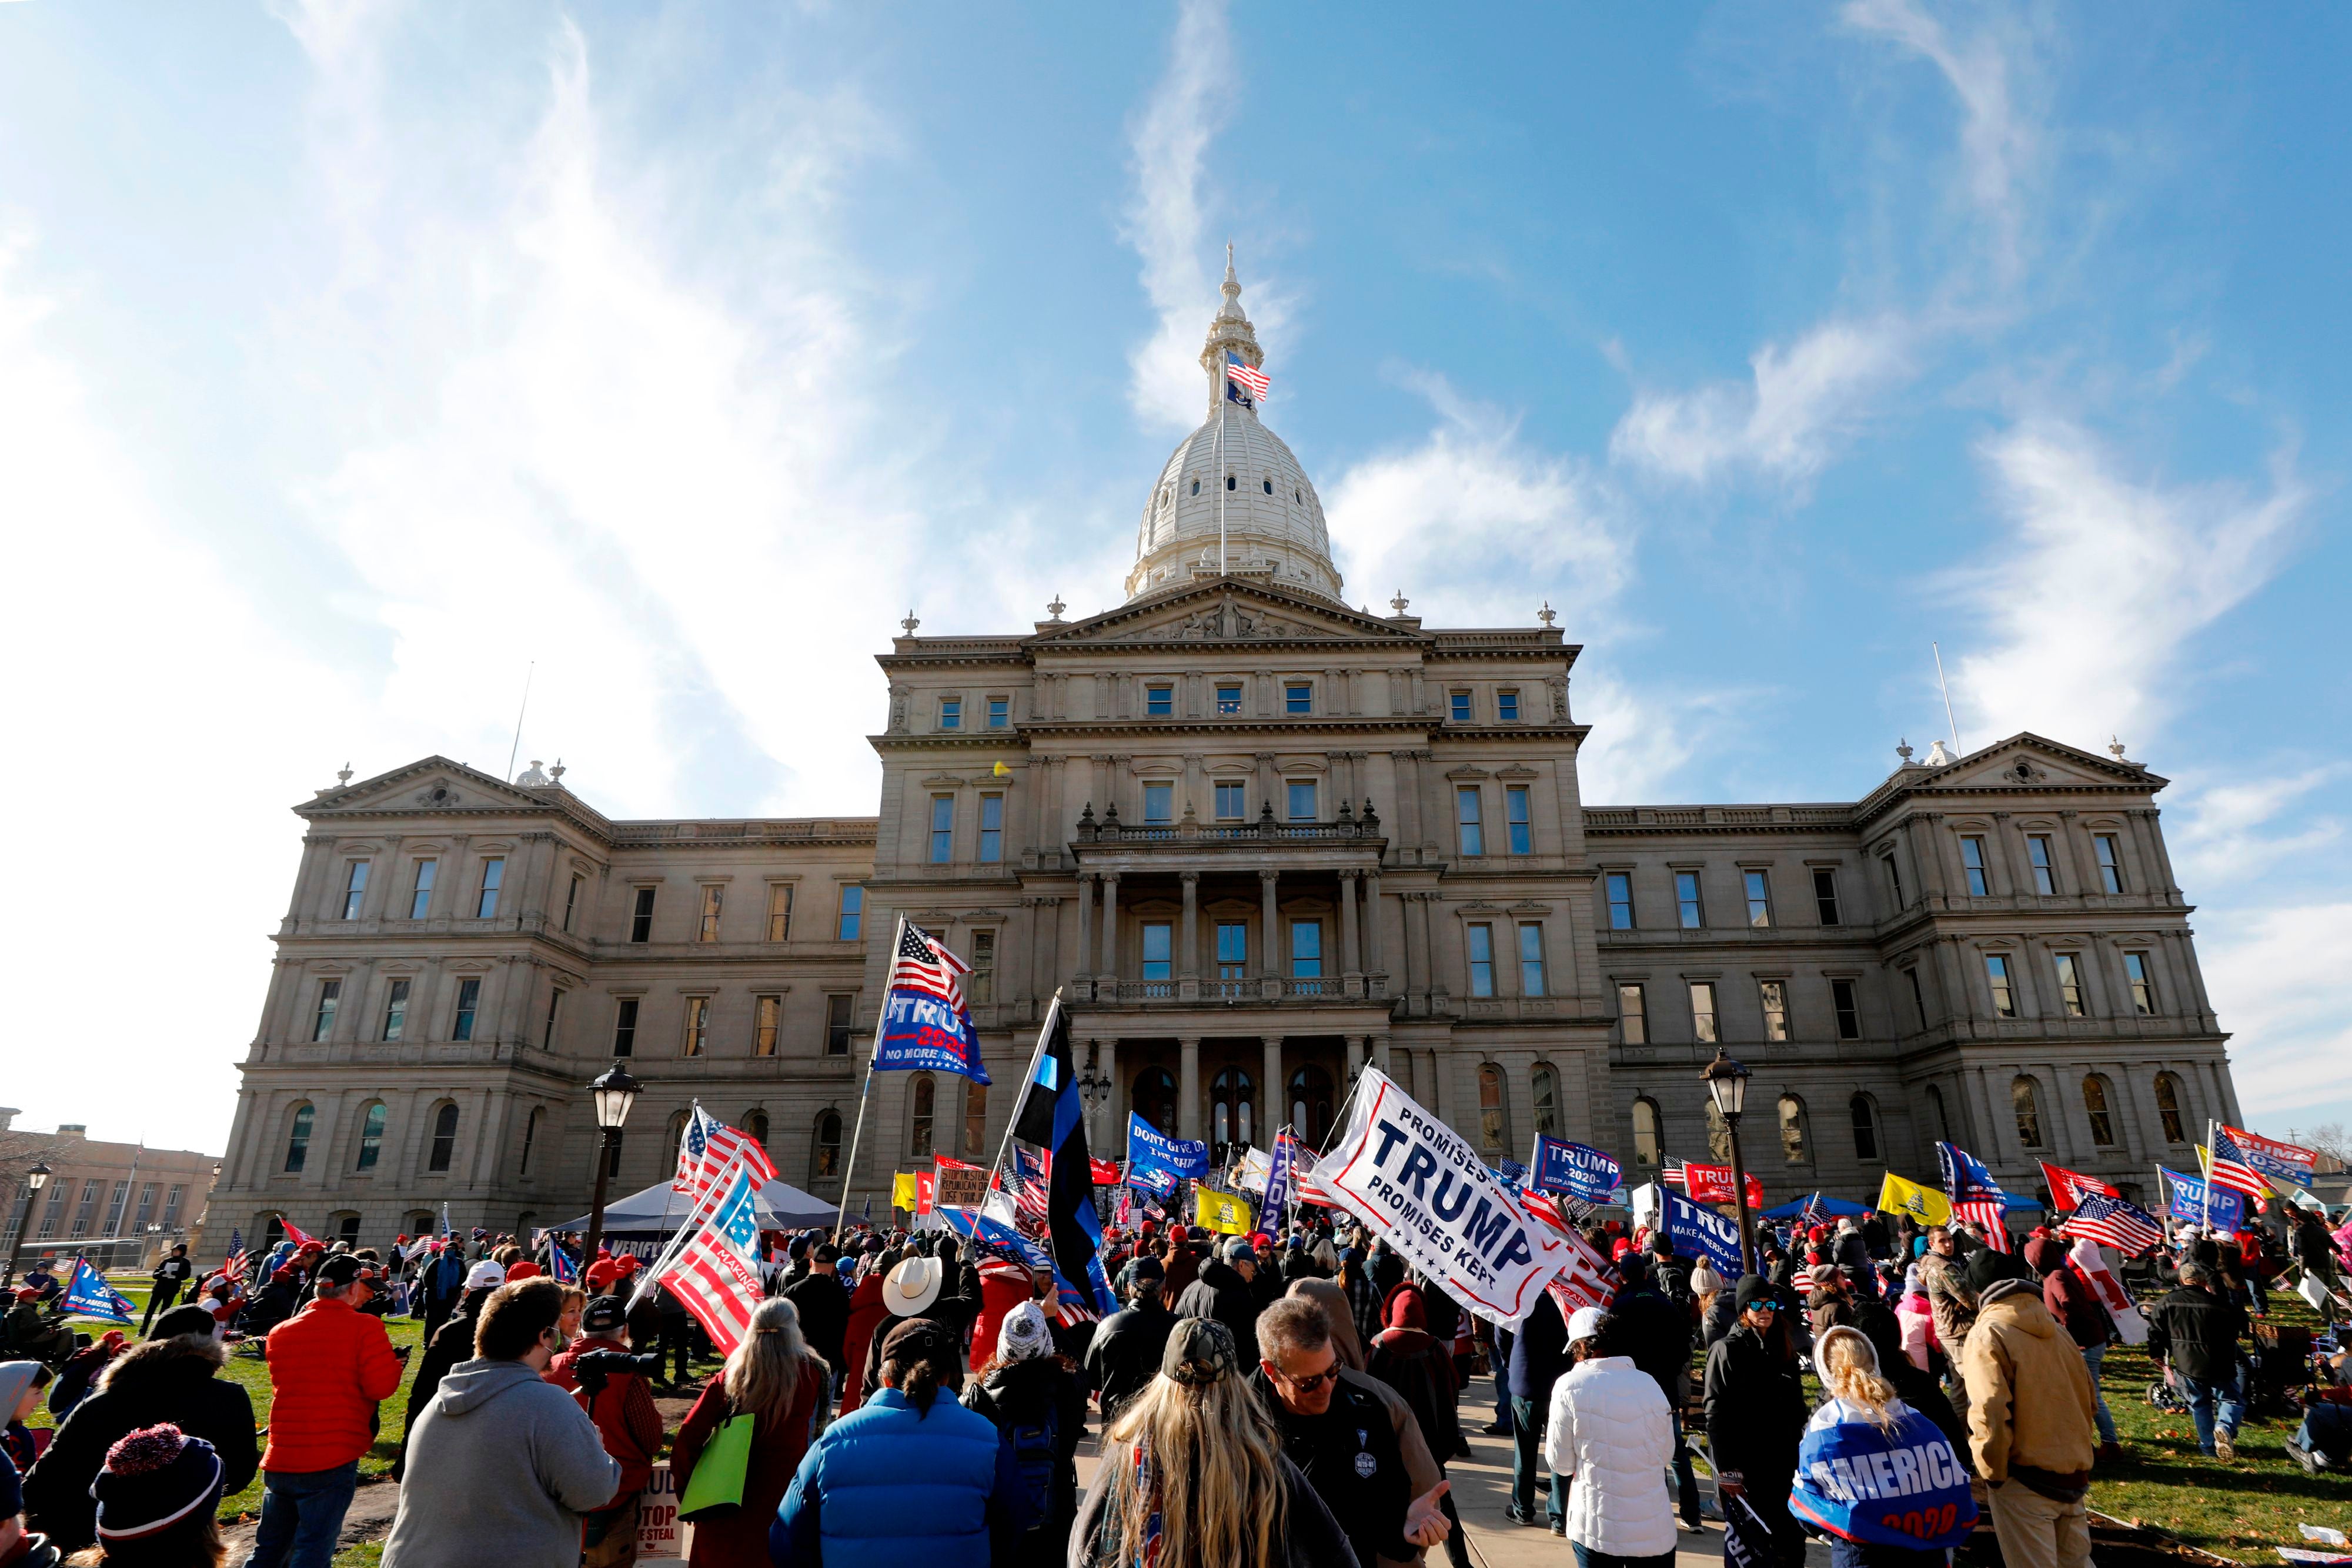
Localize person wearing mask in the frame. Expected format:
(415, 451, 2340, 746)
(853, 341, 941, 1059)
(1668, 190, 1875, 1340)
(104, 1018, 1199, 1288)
(772, 1317, 1031, 1566)
(140, 1249, 196, 1339)
(68, 1423, 231, 1568)
(2024, 1236, 2120, 1463)
(1173, 1239, 1261, 1347)
(1084, 1258, 1175, 1425)
(2146, 1261, 2247, 1462)
(1545, 1309, 1676, 1568)
(382, 1279, 620, 1568)
(1703, 1277, 1809, 1568)
(1251, 1298, 1451, 1568)
(960, 1302, 1085, 1566)
(245, 1255, 405, 1568)
(21, 1308, 258, 1556)
(1505, 1288, 1570, 1530)
(671, 1298, 826, 1568)
(1958, 1249, 2098, 1568)
(1073, 1316, 1352, 1568)
(1792, 1327, 1976, 1568)
(547, 1297, 663, 1568)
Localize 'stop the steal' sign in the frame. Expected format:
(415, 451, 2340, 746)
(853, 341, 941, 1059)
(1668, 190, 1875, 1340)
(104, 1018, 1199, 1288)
(1319, 1068, 1564, 1325)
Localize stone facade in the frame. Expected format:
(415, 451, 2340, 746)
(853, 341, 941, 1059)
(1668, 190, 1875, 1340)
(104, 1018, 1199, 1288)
(2, 1113, 219, 1274)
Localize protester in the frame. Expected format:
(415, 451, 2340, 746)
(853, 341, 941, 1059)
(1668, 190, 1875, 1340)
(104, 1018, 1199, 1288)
(2024, 1236, 2120, 1462)
(1337, 1249, 1383, 1349)
(2146, 1261, 2247, 1462)
(960, 1302, 1084, 1567)
(245, 1255, 404, 1568)
(1703, 1276, 1808, 1568)
(43, 1334, 127, 1426)
(1894, 1266, 1938, 1375)
(836, 1261, 889, 1416)
(1544, 1308, 1676, 1568)
(671, 1297, 826, 1568)
(1073, 1316, 1354, 1568)
(1916, 1228, 1977, 1377)
(1, 1365, 51, 1478)
(414, 1245, 469, 1344)
(772, 1316, 1031, 1566)
(140, 1250, 196, 1339)
(1793, 1326, 1976, 1568)
(69, 1423, 230, 1568)
(1609, 1253, 1702, 1533)
(783, 1249, 850, 1411)
(1958, 1248, 2097, 1568)
(1505, 1288, 1570, 1530)
(21, 1308, 258, 1555)
(858, 1255, 979, 1402)
(2, 1296, 70, 1370)
(1085, 1255, 1176, 1423)
(390, 1276, 496, 1483)
(1173, 1239, 1261, 1347)
(553, 1298, 663, 1568)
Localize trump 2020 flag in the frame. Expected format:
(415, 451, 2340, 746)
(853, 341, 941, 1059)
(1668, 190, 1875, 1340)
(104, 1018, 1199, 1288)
(1261, 1131, 1300, 1215)
(1530, 1136, 1621, 1204)
(64, 1256, 136, 1324)
(1010, 998, 1115, 1314)
(2161, 1166, 2244, 1231)
(1936, 1143, 2009, 1202)
(874, 920, 989, 1083)
(1638, 1183, 1744, 1275)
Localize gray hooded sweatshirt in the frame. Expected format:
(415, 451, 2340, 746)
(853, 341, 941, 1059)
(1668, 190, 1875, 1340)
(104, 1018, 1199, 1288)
(382, 1357, 619, 1568)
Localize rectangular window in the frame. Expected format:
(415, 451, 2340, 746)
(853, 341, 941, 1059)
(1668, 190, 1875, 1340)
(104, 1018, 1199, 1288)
(698, 884, 724, 942)
(103, 1180, 129, 1236)
(1960, 835, 1990, 896)
(1986, 954, 2016, 1018)
(1759, 979, 1789, 1041)
(1518, 922, 1547, 997)
(1142, 783, 1172, 825)
(987, 697, 1009, 729)
(612, 996, 639, 1057)
(2054, 952, 2087, 1017)
(681, 996, 710, 1057)
(938, 697, 961, 730)
(837, 885, 863, 941)
(1618, 982, 1647, 1042)
(312, 979, 340, 1041)
(1146, 684, 1174, 717)
(1287, 780, 1317, 821)
(408, 859, 436, 920)
(1506, 786, 1532, 854)
(824, 993, 855, 1055)
(1830, 977, 1861, 1040)
(342, 860, 369, 920)
(630, 887, 655, 943)
(72, 1181, 99, 1237)
(1216, 683, 1242, 714)
(2027, 834, 2058, 895)
(1606, 872, 1634, 930)
(979, 794, 1005, 860)
(1456, 787, 1484, 855)
(754, 994, 781, 1057)
(1214, 781, 1246, 820)
(1141, 922, 1173, 982)
(476, 857, 504, 919)
(2123, 951, 2155, 1014)
(542, 989, 562, 1049)
(1497, 689, 1520, 723)
(1289, 919, 1323, 978)
(1812, 868, 1841, 925)
(1689, 981, 1719, 1044)
(381, 978, 410, 1042)
(1882, 854, 1905, 908)
(767, 882, 794, 941)
(1907, 968, 1927, 1029)
(1743, 869, 1773, 927)
(1285, 682, 1312, 714)
(1449, 691, 1473, 723)
(451, 977, 480, 1041)
(2094, 833, 2124, 893)
(161, 1185, 184, 1228)
(1216, 922, 1249, 979)
(1467, 924, 1495, 997)
(134, 1182, 156, 1230)
(563, 875, 580, 932)
(930, 795, 955, 862)
(969, 930, 995, 1005)
(1675, 870, 1703, 928)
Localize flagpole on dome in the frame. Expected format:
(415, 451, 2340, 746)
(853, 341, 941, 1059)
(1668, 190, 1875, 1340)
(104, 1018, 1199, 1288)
(832, 914, 907, 1241)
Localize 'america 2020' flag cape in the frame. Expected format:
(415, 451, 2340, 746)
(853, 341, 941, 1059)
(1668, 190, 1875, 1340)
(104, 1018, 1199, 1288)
(1789, 1398, 1978, 1550)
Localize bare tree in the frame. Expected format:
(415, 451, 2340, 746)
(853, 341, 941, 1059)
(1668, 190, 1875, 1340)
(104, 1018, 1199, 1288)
(2284, 1123, 2351, 1175)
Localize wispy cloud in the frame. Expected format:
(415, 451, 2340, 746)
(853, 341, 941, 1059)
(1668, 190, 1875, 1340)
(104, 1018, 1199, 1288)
(1121, 0, 1235, 432)
(2198, 902, 2352, 1122)
(2169, 764, 2346, 891)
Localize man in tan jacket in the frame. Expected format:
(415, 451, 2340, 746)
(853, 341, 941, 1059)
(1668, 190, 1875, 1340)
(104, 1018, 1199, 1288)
(1960, 1248, 2099, 1568)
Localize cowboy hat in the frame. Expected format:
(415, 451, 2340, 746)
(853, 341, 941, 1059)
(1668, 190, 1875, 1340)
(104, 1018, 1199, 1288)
(882, 1255, 943, 1317)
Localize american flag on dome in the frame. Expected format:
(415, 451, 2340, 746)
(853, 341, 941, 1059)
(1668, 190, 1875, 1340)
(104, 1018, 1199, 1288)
(674, 1105, 779, 1201)
(2063, 1192, 2164, 1257)
(1225, 351, 1269, 403)
(653, 1166, 766, 1355)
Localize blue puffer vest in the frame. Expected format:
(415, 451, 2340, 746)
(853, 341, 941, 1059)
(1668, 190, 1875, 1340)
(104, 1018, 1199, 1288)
(780, 1388, 1005, 1567)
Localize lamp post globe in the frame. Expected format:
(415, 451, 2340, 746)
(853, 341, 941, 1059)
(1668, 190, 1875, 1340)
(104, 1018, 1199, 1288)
(1699, 1049, 1759, 1275)
(583, 1065, 640, 1276)
(6, 1161, 51, 1288)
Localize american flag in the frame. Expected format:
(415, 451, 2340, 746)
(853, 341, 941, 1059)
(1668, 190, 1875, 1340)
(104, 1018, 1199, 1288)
(890, 921, 972, 1013)
(2039, 1161, 2117, 1212)
(2206, 1125, 2273, 1200)
(1952, 1199, 2011, 1253)
(220, 1229, 247, 1283)
(1496, 1158, 1529, 1184)
(1535, 1212, 1619, 1319)
(2063, 1192, 2164, 1257)
(654, 1166, 767, 1355)
(1520, 1186, 1573, 1236)
(1225, 351, 1269, 402)
(1013, 1148, 1051, 1220)
(547, 1244, 579, 1285)
(673, 1105, 779, 1200)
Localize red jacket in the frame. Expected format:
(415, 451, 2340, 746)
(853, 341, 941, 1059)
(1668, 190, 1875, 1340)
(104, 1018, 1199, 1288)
(553, 1333, 664, 1504)
(969, 1259, 1034, 1368)
(838, 1276, 888, 1413)
(260, 1295, 404, 1472)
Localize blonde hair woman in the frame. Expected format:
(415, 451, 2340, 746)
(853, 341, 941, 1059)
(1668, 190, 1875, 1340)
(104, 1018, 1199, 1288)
(671, 1298, 826, 1567)
(1792, 1326, 1977, 1568)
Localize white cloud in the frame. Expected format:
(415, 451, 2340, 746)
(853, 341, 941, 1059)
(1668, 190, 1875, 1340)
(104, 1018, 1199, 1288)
(1947, 420, 2306, 751)
(2167, 765, 2345, 891)
(1121, 0, 1238, 433)
(2197, 902, 2352, 1122)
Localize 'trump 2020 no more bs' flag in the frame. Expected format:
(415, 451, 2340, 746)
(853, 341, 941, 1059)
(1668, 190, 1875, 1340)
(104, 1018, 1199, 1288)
(875, 920, 989, 1082)
(1317, 1066, 1563, 1325)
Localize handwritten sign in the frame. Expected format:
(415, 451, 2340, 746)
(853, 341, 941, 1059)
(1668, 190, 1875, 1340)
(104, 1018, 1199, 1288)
(934, 1165, 990, 1211)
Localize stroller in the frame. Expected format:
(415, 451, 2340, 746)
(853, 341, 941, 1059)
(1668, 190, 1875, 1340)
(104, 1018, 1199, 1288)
(2146, 1358, 2193, 1414)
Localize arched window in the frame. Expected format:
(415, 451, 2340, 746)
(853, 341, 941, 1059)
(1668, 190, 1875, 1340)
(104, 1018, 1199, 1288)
(811, 1111, 843, 1186)
(426, 1103, 460, 1172)
(1778, 1095, 1808, 1164)
(283, 1104, 314, 1173)
(404, 1210, 435, 1240)
(330, 1212, 361, 1246)
(2012, 1076, 2044, 1149)
(1631, 1098, 1662, 1167)
(964, 1082, 988, 1158)
(1850, 1095, 1879, 1161)
(1705, 1101, 1732, 1162)
(518, 1106, 542, 1176)
(1288, 1066, 1335, 1146)
(1262, 477, 1273, 494)
(746, 1110, 770, 1152)
(355, 1102, 386, 1171)
(1925, 1083, 1949, 1142)
(1134, 1068, 1178, 1136)
(910, 1074, 936, 1158)
(2082, 1075, 2117, 1146)
(2153, 1073, 2186, 1144)
(1190, 478, 1200, 496)
(1210, 1069, 1254, 1161)
(1478, 1065, 1508, 1155)
(1531, 1065, 1559, 1138)
(262, 1214, 286, 1249)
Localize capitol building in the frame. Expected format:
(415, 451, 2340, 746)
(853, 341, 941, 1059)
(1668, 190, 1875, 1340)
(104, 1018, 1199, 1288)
(199, 266, 2244, 1253)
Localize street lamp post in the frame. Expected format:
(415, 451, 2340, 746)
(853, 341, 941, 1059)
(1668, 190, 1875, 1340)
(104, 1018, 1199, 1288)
(582, 1065, 640, 1276)
(5, 1162, 52, 1289)
(1702, 1049, 1758, 1276)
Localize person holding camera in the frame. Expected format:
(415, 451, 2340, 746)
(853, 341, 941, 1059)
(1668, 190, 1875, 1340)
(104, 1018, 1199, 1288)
(548, 1298, 665, 1568)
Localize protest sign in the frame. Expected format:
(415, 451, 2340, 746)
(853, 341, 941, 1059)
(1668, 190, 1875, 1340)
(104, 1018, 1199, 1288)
(934, 1164, 989, 1211)
(638, 1465, 691, 1561)
(1317, 1067, 1564, 1325)
(1639, 1183, 1744, 1273)
(1127, 1113, 1210, 1181)
(1530, 1135, 1621, 1203)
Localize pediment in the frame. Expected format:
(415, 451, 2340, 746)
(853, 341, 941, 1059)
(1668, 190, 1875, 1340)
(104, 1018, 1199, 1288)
(299, 756, 556, 817)
(1935, 733, 2157, 790)
(1037, 580, 1418, 649)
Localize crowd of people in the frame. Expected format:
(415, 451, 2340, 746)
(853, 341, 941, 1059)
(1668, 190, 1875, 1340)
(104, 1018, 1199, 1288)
(0, 1181, 2345, 1568)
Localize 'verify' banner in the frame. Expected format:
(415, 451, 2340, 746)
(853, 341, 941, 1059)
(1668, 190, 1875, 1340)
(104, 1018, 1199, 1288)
(1530, 1135, 1621, 1203)
(1318, 1068, 1564, 1325)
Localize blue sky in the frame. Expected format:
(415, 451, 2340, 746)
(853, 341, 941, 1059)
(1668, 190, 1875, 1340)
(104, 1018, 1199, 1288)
(2, 2, 2344, 1155)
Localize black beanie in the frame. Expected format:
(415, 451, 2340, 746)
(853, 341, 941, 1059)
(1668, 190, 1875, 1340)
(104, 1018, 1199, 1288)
(93, 1425, 224, 1543)
(1734, 1274, 1777, 1310)
(1966, 1246, 2030, 1293)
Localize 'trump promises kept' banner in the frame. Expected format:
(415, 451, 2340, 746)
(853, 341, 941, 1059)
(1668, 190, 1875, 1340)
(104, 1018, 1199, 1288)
(1127, 1113, 1210, 1182)
(1529, 1135, 1621, 1204)
(1318, 1067, 1565, 1325)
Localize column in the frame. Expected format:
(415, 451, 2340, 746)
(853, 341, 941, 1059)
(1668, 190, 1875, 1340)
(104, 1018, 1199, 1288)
(1179, 1038, 1202, 1141)
(1099, 872, 1120, 979)
(1372, 1034, 1392, 1076)
(1093, 1038, 1119, 1146)
(1180, 872, 1200, 978)
(1073, 874, 1093, 988)
(1411, 893, 1435, 1000)
(2059, 810, 2098, 897)
(1909, 815, 1948, 904)
(1262, 1037, 1285, 1139)
(1259, 870, 1282, 981)
(1345, 1034, 1365, 1082)
(1339, 870, 1363, 977)
(1364, 871, 1384, 974)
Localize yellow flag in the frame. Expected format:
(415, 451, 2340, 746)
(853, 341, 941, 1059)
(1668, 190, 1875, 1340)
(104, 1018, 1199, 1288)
(1876, 1172, 1952, 1228)
(993, 761, 1014, 777)
(1195, 1186, 1253, 1236)
(893, 1172, 918, 1213)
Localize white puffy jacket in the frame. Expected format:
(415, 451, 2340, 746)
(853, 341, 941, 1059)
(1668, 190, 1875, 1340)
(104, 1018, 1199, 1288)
(1542, 1353, 1677, 1557)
